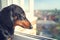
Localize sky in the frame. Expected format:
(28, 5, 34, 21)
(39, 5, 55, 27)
(34, 0, 60, 10)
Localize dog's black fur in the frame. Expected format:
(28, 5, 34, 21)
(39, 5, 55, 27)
(0, 4, 28, 40)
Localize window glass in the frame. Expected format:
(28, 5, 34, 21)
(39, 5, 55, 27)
(24, 0, 30, 12)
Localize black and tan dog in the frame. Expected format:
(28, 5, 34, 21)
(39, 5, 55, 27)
(0, 4, 32, 40)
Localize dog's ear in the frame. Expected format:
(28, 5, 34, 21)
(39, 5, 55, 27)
(0, 12, 1, 17)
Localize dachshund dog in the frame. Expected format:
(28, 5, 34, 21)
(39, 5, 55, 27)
(0, 4, 32, 40)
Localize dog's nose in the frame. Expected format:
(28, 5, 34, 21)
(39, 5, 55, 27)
(29, 26, 33, 29)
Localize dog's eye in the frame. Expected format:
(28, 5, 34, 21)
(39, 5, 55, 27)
(21, 14, 26, 18)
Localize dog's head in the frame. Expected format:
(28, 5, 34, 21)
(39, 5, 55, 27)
(0, 4, 32, 29)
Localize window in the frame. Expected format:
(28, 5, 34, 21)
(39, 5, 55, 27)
(24, 0, 30, 12)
